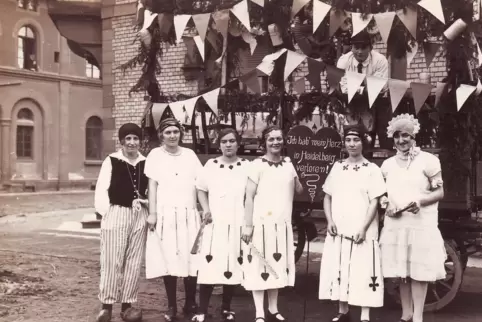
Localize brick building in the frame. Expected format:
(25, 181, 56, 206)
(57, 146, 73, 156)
(0, 0, 103, 191)
(56, 1, 478, 163)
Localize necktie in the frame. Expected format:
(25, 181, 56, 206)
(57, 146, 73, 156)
(357, 62, 363, 73)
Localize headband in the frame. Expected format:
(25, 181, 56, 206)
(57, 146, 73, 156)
(387, 114, 420, 138)
(159, 118, 181, 133)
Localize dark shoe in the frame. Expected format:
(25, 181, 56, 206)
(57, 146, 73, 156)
(222, 310, 236, 321)
(96, 309, 112, 322)
(332, 313, 350, 322)
(120, 307, 142, 322)
(183, 303, 198, 315)
(267, 312, 285, 322)
(164, 306, 177, 321)
(400, 319, 413, 322)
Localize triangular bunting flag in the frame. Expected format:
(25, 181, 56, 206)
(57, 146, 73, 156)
(329, 10, 348, 37)
(346, 72, 366, 103)
(417, 0, 445, 24)
(152, 103, 169, 128)
(407, 42, 418, 67)
(388, 79, 410, 112)
(313, 0, 331, 34)
(411, 82, 433, 115)
(422, 42, 441, 68)
(366, 76, 388, 108)
(173, 14, 191, 44)
(476, 79, 482, 96)
(141, 10, 158, 31)
(326, 65, 345, 91)
(192, 13, 211, 41)
(263, 49, 288, 62)
(291, 0, 311, 19)
(284, 50, 306, 80)
(168, 101, 186, 122)
(306, 58, 325, 90)
(397, 7, 417, 39)
(183, 97, 199, 120)
(157, 13, 173, 36)
(202, 88, 221, 116)
(251, 0, 264, 7)
(242, 31, 257, 54)
(293, 77, 306, 94)
(351, 13, 373, 37)
(256, 60, 275, 76)
(374, 12, 396, 44)
(193, 35, 205, 61)
(231, 0, 251, 31)
(434, 82, 446, 108)
(212, 9, 230, 37)
(240, 70, 261, 93)
(456, 84, 476, 111)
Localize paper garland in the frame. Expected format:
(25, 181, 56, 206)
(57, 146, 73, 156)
(388, 79, 410, 113)
(192, 13, 211, 41)
(203, 88, 221, 116)
(456, 84, 476, 111)
(193, 35, 205, 61)
(417, 0, 445, 25)
(373, 12, 396, 44)
(397, 6, 418, 39)
(231, 0, 251, 31)
(411, 82, 433, 114)
(366, 76, 387, 108)
(351, 13, 373, 37)
(346, 72, 366, 103)
(174, 15, 191, 43)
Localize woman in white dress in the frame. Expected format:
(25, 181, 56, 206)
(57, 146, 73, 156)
(144, 118, 203, 321)
(192, 128, 250, 322)
(380, 114, 445, 322)
(318, 124, 386, 322)
(241, 125, 303, 322)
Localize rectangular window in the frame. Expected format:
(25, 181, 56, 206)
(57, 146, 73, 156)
(18, 0, 38, 11)
(17, 126, 33, 158)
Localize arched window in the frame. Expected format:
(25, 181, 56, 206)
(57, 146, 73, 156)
(86, 116, 103, 160)
(16, 108, 34, 159)
(17, 26, 37, 70)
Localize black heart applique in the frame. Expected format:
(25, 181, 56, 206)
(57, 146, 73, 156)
(237, 257, 243, 265)
(224, 271, 233, 279)
(205, 255, 213, 263)
(247, 255, 253, 263)
(229, 165, 234, 169)
(273, 253, 282, 262)
(261, 272, 270, 281)
(237, 162, 241, 166)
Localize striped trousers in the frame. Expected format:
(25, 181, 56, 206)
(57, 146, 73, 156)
(99, 204, 147, 304)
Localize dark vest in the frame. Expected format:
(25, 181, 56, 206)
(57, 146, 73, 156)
(108, 156, 148, 208)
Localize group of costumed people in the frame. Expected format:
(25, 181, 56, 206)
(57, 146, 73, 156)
(93, 113, 446, 322)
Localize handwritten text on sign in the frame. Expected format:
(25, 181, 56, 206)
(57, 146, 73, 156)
(286, 126, 343, 204)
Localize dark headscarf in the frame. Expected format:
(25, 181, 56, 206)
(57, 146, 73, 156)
(118, 123, 141, 141)
(343, 123, 367, 140)
(158, 118, 181, 133)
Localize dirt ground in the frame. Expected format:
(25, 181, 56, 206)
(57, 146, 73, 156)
(0, 193, 94, 218)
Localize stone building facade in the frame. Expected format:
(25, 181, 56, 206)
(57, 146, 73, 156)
(0, 0, 103, 190)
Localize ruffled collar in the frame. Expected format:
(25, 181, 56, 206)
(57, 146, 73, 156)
(396, 145, 421, 169)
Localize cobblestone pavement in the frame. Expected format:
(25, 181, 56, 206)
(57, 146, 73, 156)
(0, 210, 481, 322)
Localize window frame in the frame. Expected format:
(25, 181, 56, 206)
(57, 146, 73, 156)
(17, 26, 37, 71)
(17, 0, 38, 11)
(16, 108, 34, 160)
(85, 61, 100, 79)
(85, 116, 103, 160)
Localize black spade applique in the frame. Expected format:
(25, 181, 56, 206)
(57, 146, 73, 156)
(229, 165, 234, 170)
(224, 225, 232, 279)
(237, 162, 241, 166)
(238, 227, 243, 265)
(213, 159, 218, 163)
(261, 272, 270, 281)
(273, 224, 282, 262)
(205, 224, 215, 263)
(224, 271, 233, 279)
(206, 255, 213, 263)
(247, 254, 253, 263)
(220, 164, 225, 168)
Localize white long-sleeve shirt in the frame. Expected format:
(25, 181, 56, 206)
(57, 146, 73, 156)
(94, 150, 146, 216)
(337, 50, 389, 94)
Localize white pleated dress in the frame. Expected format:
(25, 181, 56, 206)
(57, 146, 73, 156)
(318, 160, 386, 308)
(380, 151, 446, 282)
(196, 157, 250, 285)
(144, 147, 202, 277)
(242, 157, 297, 291)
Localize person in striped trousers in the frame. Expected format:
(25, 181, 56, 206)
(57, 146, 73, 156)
(94, 123, 148, 322)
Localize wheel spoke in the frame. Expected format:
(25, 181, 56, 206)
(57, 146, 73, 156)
(431, 288, 441, 301)
(438, 281, 452, 291)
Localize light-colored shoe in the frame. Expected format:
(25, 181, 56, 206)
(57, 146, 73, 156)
(192, 313, 205, 322)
